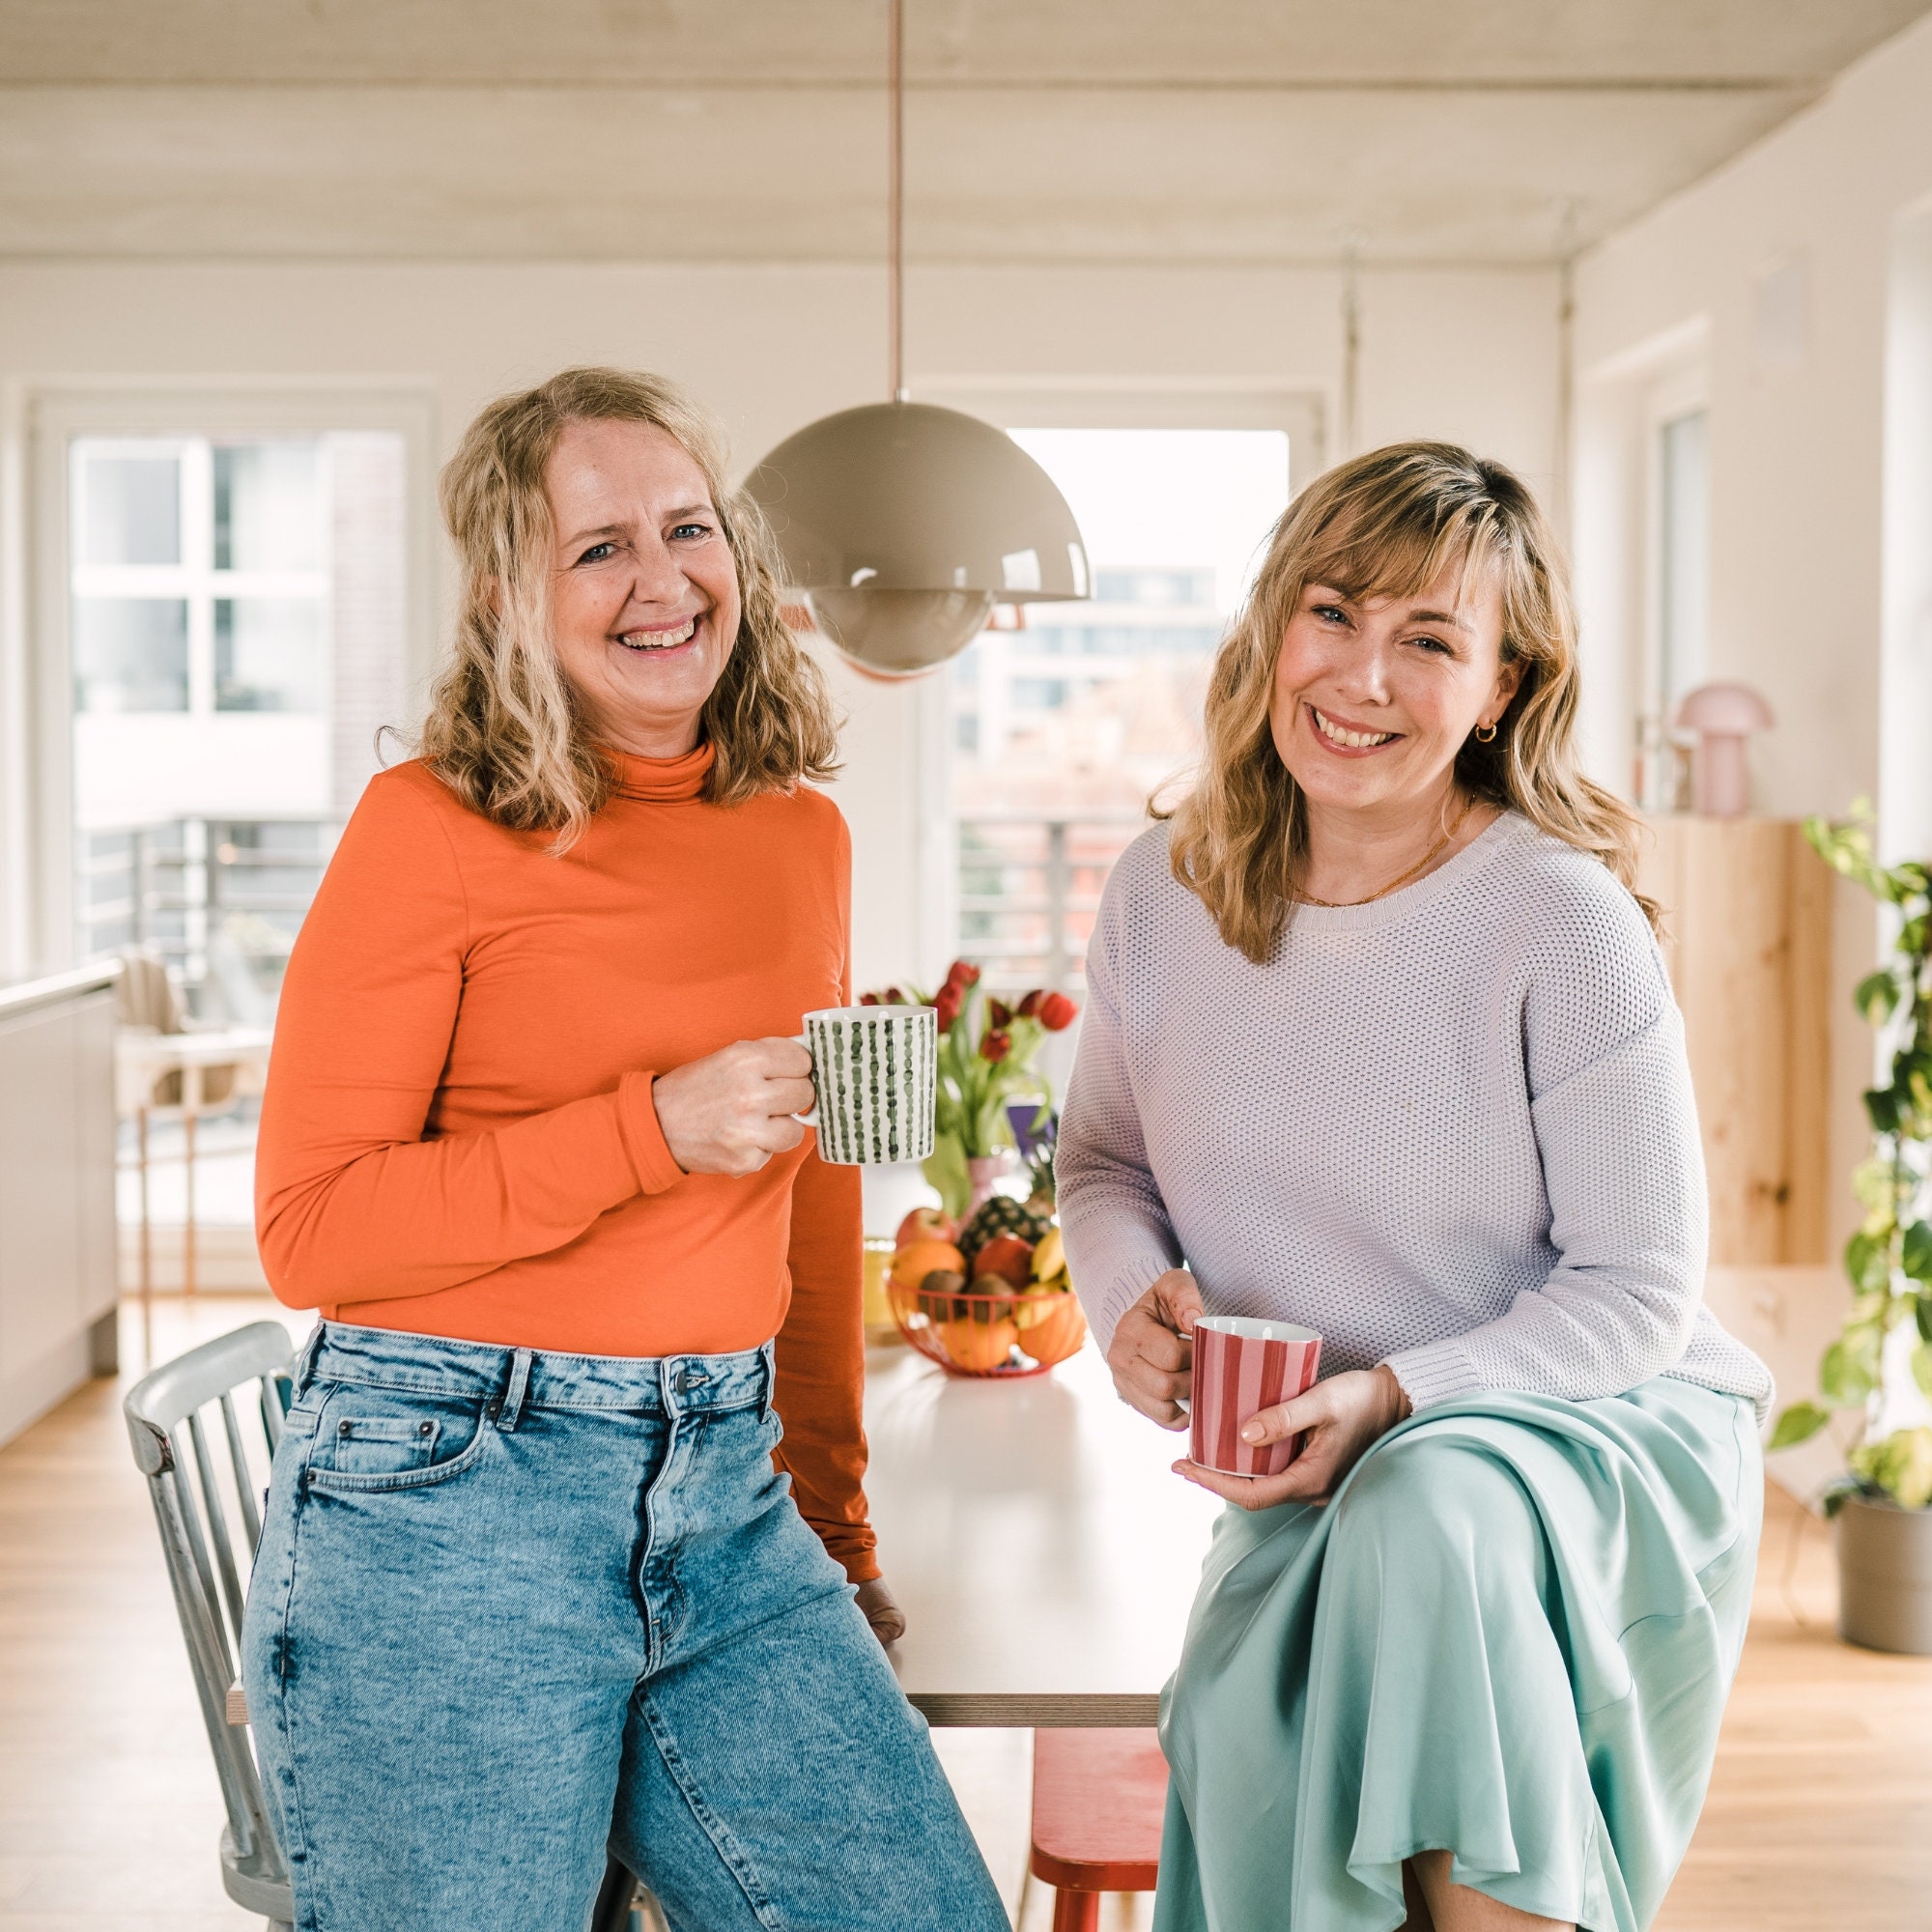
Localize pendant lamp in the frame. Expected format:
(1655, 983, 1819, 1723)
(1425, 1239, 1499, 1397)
(743, 0, 1089, 677)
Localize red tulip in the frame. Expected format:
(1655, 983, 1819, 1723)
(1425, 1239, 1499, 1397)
(1037, 992, 1078, 1031)
(859, 992, 879, 1006)
(980, 1029, 1011, 1064)
(987, 998, 1013, 1029)
(934, 985, 963, 1032)
(1015, 990, 1042, 1018)
(883, 986, 906, 1006)
(946, 959, 981, 990)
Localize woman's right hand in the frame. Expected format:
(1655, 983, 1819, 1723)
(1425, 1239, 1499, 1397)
(1106, 1268, 1202, 1431)
(651, 1038, 817, 1177)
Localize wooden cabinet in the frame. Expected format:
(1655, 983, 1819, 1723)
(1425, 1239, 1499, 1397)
(1635, 817, 1833, 1265)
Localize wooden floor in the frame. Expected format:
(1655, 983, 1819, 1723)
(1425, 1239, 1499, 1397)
(2, 1295, 1927, 1931)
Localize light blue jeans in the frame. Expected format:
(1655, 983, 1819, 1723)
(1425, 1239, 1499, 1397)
(241, 1322, 1007, 1932)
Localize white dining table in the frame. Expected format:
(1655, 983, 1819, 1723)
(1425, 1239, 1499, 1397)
(862, 1338, 1223, 1727)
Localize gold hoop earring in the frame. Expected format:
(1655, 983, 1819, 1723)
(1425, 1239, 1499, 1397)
(1474, 721, 1499, 743)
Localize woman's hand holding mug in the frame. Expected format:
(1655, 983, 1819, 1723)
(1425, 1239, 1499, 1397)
(651, 1039, 815, 1176)
(1106, 1268, 1205, 1430)
(1178, 1366, 1410, 1512)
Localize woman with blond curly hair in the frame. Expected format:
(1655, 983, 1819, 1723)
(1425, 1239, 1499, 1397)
(242, 368, 1006, 1932)
(1058, 443, 1771, 1932)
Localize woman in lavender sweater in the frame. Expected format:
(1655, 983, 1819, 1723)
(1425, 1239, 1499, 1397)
(1057, 443, 1770, 1932)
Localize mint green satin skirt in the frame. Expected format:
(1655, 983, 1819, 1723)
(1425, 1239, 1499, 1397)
(1153, 1378, 1761, 1932)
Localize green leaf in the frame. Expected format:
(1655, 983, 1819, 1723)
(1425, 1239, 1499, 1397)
(1903, 1221, 1932, 1283)
(1864, 1086, 1901, 1135)
(1845, 1230, 1892, 1293)
(1820, 1324, 1883, 1406)
(1849, 1428, 1932, 1510)
(1901, 914, 1929, 954)
(1767, 1401, 1832, 1450)
(1852, 1158, 1897, 1214)
(1918, 1293, 1932, 1346)
(1914, 1342, 1932, 1400)
(1855, 969, 1902, 1025)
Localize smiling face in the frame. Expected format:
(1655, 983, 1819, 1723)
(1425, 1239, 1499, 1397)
(1266, 555, 1521, 826)
(544, 416, 742, 760)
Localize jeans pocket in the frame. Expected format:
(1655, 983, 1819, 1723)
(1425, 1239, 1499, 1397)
(305, 1386, 491, 1493)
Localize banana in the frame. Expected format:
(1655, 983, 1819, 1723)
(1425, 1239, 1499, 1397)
(1032, 1227, 1065, 1282)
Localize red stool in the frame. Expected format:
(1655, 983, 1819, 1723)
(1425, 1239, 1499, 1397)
(1029, 1728, 1168, 1931)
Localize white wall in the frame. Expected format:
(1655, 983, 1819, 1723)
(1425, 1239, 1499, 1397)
(0, 256, 1562, 992)
(1570, 10, 1932, 1252)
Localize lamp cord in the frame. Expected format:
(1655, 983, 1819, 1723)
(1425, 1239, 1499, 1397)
(888, 0, 907, 403)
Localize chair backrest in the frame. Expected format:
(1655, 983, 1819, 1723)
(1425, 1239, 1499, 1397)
(124, 1320, 298, 1893)
(116, 946, 185, 1035)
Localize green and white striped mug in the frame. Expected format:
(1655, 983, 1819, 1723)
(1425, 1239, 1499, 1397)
(793, 1005, 938, 1165)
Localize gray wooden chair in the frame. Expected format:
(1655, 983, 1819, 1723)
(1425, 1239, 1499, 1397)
(124, 1320, 298, 1929)
(123, 1320, 659, 1931)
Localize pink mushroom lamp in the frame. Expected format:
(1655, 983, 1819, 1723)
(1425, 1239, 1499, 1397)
(1669, 682, 1775, 817)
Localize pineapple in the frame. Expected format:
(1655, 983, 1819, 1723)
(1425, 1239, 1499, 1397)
(959, 1193, 1049, 1267)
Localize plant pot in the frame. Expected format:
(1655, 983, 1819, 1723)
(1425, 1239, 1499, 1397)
(1836, 1492, 1932, 1654)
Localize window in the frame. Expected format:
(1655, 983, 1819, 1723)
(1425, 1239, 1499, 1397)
(952, 427, 1291, 992)
(71, 437, 327, 719)
(61, 424, 412, 1013)
(1657, 409, 1710, 711)
(1633, 404, 1711, 810)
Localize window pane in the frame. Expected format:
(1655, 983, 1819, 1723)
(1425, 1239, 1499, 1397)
(75, 446, 181, 566)
(72, 598, 188, 712)
(214, 440, 322, 571)
(214, 597, 327, 712)
(1659, 410, 1709, 706)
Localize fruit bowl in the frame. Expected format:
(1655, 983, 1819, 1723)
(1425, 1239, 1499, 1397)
(888, 1278, 1088, 1378)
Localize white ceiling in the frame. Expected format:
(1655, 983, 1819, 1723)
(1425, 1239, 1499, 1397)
(3, 1, 1927, 264)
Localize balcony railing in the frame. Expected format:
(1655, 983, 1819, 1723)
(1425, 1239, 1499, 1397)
(76, 817, 335, 1019)
(957, 813, 1148, 994)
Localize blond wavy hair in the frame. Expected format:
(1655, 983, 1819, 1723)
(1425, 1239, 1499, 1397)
(1165, 440, 1651, 963)
(419, 366, 838, 845)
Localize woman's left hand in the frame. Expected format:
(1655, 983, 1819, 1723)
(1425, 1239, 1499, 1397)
(853, 1577, 907, 1647)
(1176, 1366, 1411, 1511)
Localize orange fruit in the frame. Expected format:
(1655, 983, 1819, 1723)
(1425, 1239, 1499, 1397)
(1021, 1294, 1086, 1363)
(941, 1316, 1020, 1372)
(893, 1238, 966, 1289)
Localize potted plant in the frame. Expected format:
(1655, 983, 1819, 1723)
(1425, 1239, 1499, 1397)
(1770, 809, 1932, 1653)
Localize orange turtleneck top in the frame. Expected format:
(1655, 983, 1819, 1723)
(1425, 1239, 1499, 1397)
(255, 743, 876, 1579)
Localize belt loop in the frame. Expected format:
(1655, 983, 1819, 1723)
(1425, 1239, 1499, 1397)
(759, 1339, 778, 1423)
(293, 1321, 327, 1395)
(660, 1356, 684, 1419)
(496, 1348, 534, 1433)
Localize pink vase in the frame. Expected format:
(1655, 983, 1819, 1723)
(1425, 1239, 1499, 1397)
(965, 1156, 1007, 1220)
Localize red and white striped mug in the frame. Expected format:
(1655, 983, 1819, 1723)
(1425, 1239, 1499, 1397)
(1188, 1317, 1323, 1477)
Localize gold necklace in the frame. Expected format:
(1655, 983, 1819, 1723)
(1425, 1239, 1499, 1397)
(1296, 796, 1475, 908)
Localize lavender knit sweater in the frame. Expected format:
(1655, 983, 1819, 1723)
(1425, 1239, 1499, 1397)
(1056, 812, 1773, 1419)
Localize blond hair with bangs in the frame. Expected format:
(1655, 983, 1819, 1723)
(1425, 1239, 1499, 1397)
(1165, 440, 1651, 964)
(420, 366, 838, 846)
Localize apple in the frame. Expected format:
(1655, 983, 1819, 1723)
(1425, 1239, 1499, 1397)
(895, 1206, 955, 1250)
(973, 1234, 1035, 1288)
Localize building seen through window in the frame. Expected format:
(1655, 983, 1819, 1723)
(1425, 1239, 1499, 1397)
(952, 427, 1290, 995)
